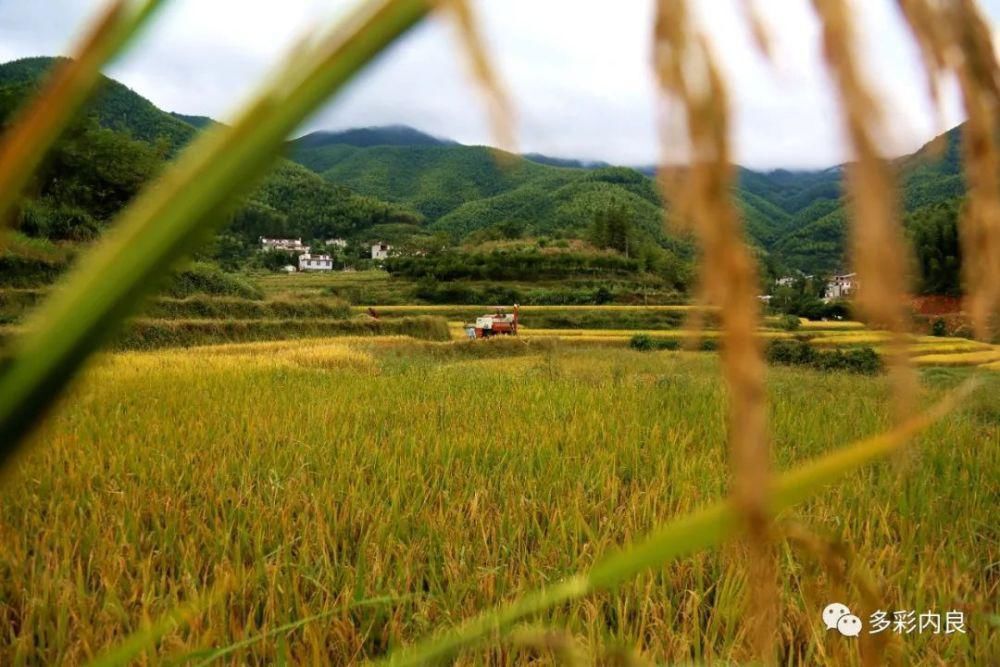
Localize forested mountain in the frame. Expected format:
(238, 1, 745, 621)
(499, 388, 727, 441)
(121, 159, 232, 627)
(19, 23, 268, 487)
(289, 141, 700, 261)
(294, 125, 454, 149)
(169, 112, 216, 130)
(522, 153, 610, 169)
(0, 57, 419, 248)
(768, 126, 965, 276)
(0, 56, 970, 292)
(0, 57, 193, 149)
(285, 119, 968, 284)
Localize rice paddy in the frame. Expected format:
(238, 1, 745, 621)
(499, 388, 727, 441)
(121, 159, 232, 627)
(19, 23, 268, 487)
(0, 333, 996, 664)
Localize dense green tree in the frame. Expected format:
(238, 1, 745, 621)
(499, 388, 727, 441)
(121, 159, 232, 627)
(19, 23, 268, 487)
(907, 198, 962, 295)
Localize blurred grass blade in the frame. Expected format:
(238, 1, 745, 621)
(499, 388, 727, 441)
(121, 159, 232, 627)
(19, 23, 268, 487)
(84, 579, 230, 667)
(177, 595, 413, 667)
(379, 380, 976, 665)
(0, 0, 433, 464)
(0, 0, 166, 226)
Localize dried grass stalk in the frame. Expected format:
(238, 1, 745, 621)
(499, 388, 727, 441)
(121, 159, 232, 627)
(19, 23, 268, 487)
(810, 0, 917, 419)
(951, 1, 1000, 340)
(443, 0, 515, 154)
(652, 0, 775, 659)
(741, 0, 773, 61)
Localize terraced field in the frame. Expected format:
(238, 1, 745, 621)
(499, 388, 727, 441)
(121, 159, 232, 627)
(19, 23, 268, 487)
(7, 279, 997, 370)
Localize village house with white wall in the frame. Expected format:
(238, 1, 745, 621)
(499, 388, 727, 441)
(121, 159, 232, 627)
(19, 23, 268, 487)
(824, 272, 857, 300)
(260, 237, 310, 253)
(298, 253, 333, 271)
(371, 242, 392, 261)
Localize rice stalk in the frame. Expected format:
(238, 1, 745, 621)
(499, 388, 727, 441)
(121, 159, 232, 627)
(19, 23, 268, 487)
(377, 381, 975, 666)
(651, 0, 774, 658)
(83, 575, 232, 667)
(782, 522, 898, 666)
(810, 0, 917, 422)
(896, 0, 951, 135)
(951, 1, 1000, 341)
(0, 0, 166, 228)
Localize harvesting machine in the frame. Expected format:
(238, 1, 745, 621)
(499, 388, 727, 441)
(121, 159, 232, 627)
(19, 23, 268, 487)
(465, 305, 519, 339)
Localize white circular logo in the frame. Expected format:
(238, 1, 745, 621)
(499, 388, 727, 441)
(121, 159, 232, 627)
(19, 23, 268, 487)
(822, 602, 851, 630)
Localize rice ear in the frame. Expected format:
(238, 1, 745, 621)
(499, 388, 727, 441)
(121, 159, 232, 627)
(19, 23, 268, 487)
(443, 0, 516, 158)
(652, 1, 775, 659)
(810, 0, 918, 421)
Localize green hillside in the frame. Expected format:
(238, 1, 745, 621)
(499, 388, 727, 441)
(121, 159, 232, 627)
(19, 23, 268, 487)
(737, 167, 843, 214)
(316, 144, 557, 220)
(292, 137, 780, 255)
(769, 125, 966, 274)
(432, 167, 670, 243)
(0, 57, 193, 149)
(0, 57, 419, 252)
(291, 124, 970, 281)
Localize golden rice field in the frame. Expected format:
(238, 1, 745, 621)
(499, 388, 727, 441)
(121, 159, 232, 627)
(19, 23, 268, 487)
(443, 319, 1000, 370)
(0, 335, 997, 664)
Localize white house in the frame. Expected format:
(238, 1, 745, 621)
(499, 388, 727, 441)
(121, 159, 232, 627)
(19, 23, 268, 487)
(298, 253, 333, 271)
(326, 238, 348, 249)
(261, 237, 309, 253)
(775, 276, 797, 288)
(824, 272, 857, 300)
(371, 242, 392, 261)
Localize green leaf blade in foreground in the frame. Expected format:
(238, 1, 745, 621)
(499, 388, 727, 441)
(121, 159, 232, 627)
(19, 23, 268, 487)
(379, 381, 976, 666)
(0, 0, 433, 461)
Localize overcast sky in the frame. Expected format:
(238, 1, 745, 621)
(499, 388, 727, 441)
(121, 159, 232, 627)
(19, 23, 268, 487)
(2, 0, 998, 169)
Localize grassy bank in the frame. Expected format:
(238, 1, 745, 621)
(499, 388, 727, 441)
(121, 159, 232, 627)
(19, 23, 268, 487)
(256, 270, 687, 306)
(1, 316, 451, 351)
(0, 290, 353, 323)
(118, 316, 450, 349)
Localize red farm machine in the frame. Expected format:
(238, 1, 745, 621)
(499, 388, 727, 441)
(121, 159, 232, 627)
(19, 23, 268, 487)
(465, 305, 519, 339)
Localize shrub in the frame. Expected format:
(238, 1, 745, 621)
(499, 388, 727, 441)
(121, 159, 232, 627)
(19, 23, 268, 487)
(0, 255, 66, 288)
(766, 339, 882, 374)
(165, 262, 263, 299)
(931, 318, 947, 336)
(766, 340, 816, 365)
(145, 296, 351, 320)
(629, 334, 680, 351)
(779, 314, 801, 331)
(630, 334, 654, 351)
(813, 347, 883, 374)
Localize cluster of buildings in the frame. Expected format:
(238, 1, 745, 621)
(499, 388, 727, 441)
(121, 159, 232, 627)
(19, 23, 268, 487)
(259, 237, 393, 272)
(766, 272, 858, 302)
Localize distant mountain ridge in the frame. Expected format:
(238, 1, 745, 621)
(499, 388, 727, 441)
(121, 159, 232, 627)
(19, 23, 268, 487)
(1, 56, 969, 277)
(294, 124, 455, 150)
(285, 124, 850, 257)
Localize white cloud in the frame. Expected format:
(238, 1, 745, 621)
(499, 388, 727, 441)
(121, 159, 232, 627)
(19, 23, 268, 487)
(1, 0, 998, 169)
